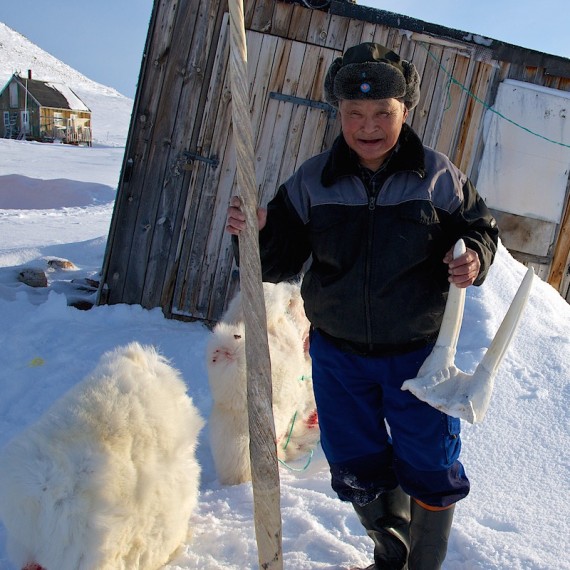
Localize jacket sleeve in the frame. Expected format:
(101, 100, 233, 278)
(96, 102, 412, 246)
(448, 178, 499, 286)
(259, 184, 312, 282)
(232, 184, 312, 283)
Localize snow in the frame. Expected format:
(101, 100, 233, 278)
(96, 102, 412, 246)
(45, 82, 91, 112)
(1, 20, 570, 570)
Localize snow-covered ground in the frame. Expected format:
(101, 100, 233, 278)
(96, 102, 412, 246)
(1, 19, 569, 570)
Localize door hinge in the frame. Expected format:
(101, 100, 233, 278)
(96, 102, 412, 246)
(183, 151, 219, 169)
(269, 92, 337, 118)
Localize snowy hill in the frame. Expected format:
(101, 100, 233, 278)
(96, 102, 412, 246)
(0, 21, 134, 147)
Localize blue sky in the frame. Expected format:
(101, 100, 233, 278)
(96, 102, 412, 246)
(364, 0, 570, 60)
(1, 0, 569, 99)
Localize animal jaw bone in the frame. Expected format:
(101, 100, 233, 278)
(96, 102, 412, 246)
(401, 239, 534, 424)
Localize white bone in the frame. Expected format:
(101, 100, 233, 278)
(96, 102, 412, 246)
(401, 240, 534, 424)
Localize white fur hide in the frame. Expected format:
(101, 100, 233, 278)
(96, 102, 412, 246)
(207, 281, 319, 485)
(0, 342, 204, 570)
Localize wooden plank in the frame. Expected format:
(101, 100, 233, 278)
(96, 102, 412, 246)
(99, 0, 173, 304)
(170, 15, 232, 315)
(390, 29, 404, 54)
(434, 52, 471, 157)
(410, 43, 443, 142)
(360, 22, 377, 44)
(523, 65, 541, 84)
(288, 3, 311, 42)
(177, 32, 292, 318)
(244, 0, 258, 28)
(343, 18, 364, 51)
(130, 0, 210, 306)
(199, 32, 297, 319)
(295, 47, 338, 170)
(253, 37, 294, 195)
(162, 5, 232, 315)
(196, 35, 288, 316)
(250, 34, 281, 143)
(271, 0, 295, 37)
(325, 13, 350, 51)
(161, 2, 232, 312)
(258, 39, 306, 205)
(422, 47, 456, 149)
(446, 54, 478, 164)
(385, 27, 400, 51)
(191, 112, 239, 316)
(278, 43, 340, 183)
(141, 0, 227, 309)
(306, 8, 331, 46)
(403, 39, 429, 127)
(172, 21, 247, 317)
(276, 42, 318, 187)
(548, 184, 570, 291)
(372, 23, 390, 46)
(491, 210, 558, 258)
(101, 0, 192, 305)
(506, 62, 527, 82)
(544, 75, 561, 90)
(397, 32, 415, 62)
(249, 0, 275, 32)
(454, 61, 495, 174)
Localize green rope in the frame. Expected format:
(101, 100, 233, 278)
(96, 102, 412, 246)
(281, 410, 298, 451)
(278, 399, 318, 472)
(418, 42, 570, 149)
(278, 449, 315, 472)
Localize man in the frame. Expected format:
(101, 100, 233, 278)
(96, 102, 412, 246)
(226, 42, 498, 570)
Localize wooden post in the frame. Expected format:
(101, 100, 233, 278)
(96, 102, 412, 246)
(548, 192, 570, 292)
(228, 0, 284, 568)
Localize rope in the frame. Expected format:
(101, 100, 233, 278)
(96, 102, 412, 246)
(279, 408, 318, 473)
(281, 411, 298, 451)
(418, 42, 570, 149)
(279, 449, 315, 472)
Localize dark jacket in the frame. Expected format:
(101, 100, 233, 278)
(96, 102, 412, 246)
(256, 124, 498, 354)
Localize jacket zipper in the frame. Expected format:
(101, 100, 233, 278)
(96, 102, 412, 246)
(364, 191, 377, 350)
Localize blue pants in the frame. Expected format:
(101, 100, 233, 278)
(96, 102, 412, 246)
(309, 330, 469, 508)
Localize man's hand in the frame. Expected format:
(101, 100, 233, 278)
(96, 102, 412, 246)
(225, 196, 267, 236)
(443, 246, 480, 288)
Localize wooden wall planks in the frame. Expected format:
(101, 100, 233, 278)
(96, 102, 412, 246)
(98, 0, 570, 320)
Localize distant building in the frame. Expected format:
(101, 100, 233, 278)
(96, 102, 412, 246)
(0, 70, 92, 145)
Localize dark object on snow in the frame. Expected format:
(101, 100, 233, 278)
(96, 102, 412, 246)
(18, 268, 47, 288)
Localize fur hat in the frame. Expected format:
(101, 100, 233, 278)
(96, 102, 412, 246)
(324, 42, 421, 109)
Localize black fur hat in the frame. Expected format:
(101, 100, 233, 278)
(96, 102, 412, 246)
(324, 42, 421, 109)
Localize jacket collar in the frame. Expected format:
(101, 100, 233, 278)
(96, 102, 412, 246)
(321, 123, 426, 187)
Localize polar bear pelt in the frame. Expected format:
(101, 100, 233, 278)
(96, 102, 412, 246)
(207, 281, 319, 485)
(0, 342, 204, 570)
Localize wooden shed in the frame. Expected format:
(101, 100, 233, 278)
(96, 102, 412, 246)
(97, 0, 570, 323)
(0, 71, 92, 145)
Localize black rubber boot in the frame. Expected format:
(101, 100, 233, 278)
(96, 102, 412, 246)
(407, 500, 455, 570)
(352, 486, 410, 570)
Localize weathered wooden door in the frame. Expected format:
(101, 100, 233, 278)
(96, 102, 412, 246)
(169, 21, 341, 321)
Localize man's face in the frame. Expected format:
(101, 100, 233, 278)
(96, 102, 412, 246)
(339, 98, 408, 171)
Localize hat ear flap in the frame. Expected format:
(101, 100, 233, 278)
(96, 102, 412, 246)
(401, 60, 421, 109)
(324, 57, 343, 107)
